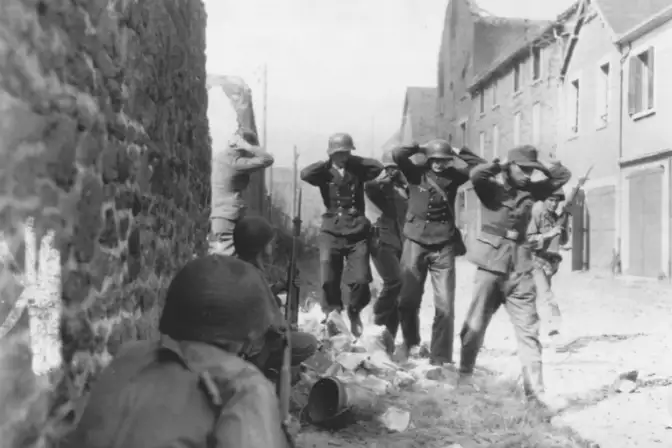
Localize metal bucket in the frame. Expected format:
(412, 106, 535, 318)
(305, 377, 349, 427)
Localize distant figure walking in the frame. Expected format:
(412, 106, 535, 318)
(527, 188, 568, 343)
(300, 132, 383, 337)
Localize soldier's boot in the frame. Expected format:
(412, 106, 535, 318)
(325, 310, 350, 337)
(392, 342, 411, 364)
(347, 308, 364, 338)
(523, 362, 568, 413)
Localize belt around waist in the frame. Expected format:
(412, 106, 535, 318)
(481, 224, 520, 241)
(327, 207, 362, 217)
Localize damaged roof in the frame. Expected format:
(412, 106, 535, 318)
(469, 1, 581, 91)
(401, 87, 437, 144)
(596, 0, 672, 37)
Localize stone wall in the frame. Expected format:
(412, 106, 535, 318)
(0, 0, 210, 446)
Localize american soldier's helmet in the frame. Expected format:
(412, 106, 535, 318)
(234, 216, 275, 260)
(422, 139, 455, 160)
(550, 187, 566, 200)
(159, 255, 275, 344)
(327, 133, 356, 155)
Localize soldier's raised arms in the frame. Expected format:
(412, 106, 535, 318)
(230, 144, 275, 173)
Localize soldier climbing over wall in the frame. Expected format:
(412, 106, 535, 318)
(210, 129, 274, 256)
(233, 215, 319, 384)
(65, 255, 292, 448)
(300, 132, 384, 337)
(391, 140, 484, 365)
(460, 145, 571, 411)
(364, 150, 409, 339)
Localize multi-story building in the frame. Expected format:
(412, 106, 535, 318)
(557, 0, 672, 279)
(436, 0, 579, 238)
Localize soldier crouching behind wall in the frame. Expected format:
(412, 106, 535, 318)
(364, 151, 409, 339)
(391, 140, 485, 365)
(234, 215, 318, 383)
(65, 255, 291, 448)
(300, 133, 384, 337)
(210, 130, 274, 256)
(460, 145, 571, 411)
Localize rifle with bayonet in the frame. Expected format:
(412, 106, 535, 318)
(278, 149, 302, 447)
(548, 164, 593, 252)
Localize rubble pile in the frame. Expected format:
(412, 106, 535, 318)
(292, 302, 460, 433)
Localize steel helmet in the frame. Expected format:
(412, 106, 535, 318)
(422, 139, 455, 160)
(381, 151, 397, 168)
(159, 255, 276, 344)
(327, 133, 356, 155)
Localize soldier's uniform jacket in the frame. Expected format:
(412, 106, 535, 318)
(527, 201, 569, 275)
(364, 175, 409, 251)
(211, 144, 274, 221)
(65, 335, 289, 448)
(391, 146, 485, 245)
(300, 155, 383, 237)
(466, 161, 572, 275)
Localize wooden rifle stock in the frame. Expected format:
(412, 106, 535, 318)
(278, 152, 302, 445)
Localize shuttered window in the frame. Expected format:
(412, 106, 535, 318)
(628, 47, 655, 116)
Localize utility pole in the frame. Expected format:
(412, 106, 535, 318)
(370, 115, 375, 157)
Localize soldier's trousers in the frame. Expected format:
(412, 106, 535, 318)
(398, 239, 456, 363)
(532, 267, 562, 335)
(371, 242, 402, 337)
(460, 268, 544, 396)
(319, 231, 372, 314)
(209, 217, 238, 256)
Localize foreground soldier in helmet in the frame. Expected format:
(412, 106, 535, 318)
(210, 129, 275, 256)
(527, 188, 568, 344)
(461, 146, 571, 411)
(65, 255, 291, 448)
(300, 133, 384, 337)
(392, 140, 485, 364)
(364, 150, 409, 338)
(234, 216, 319, 382)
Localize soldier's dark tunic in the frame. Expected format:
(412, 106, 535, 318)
(300, 155, 383, 314)
(364, 175, 408, 337)
(461, 155, 571, 396)
(392, 146, 484, 363)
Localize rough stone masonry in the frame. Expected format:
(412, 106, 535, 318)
(0, 0, 210, 446)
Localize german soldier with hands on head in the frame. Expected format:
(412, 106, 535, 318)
(300, 133, 383, 337)
(391, 140, 485, 365)
(460, 145, 571, 411)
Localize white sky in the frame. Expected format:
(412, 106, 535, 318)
(205, 0, 576, 167)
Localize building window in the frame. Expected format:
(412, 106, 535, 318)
(513, 112, 521, 145)
(597, 62, 610, 125)
(531, 47, 542, 81)
(479, 90, 485, 114)
(460, 121, 468, 147)
(532, 102, 541, 144)
(479, 131, 486, 157)
(513, 63, 521, 93)
(568, 77, 580, 135)
(492, 80, 498, 107)
(628, 47, 655, 116)
(492, 124, 499, 157)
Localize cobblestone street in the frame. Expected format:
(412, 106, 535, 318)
(429, 260, 672, 447)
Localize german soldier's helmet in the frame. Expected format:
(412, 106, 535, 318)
(159, 255, 275, 344)
(422, 139, 454, 160)
(327, 133, 356, 155)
